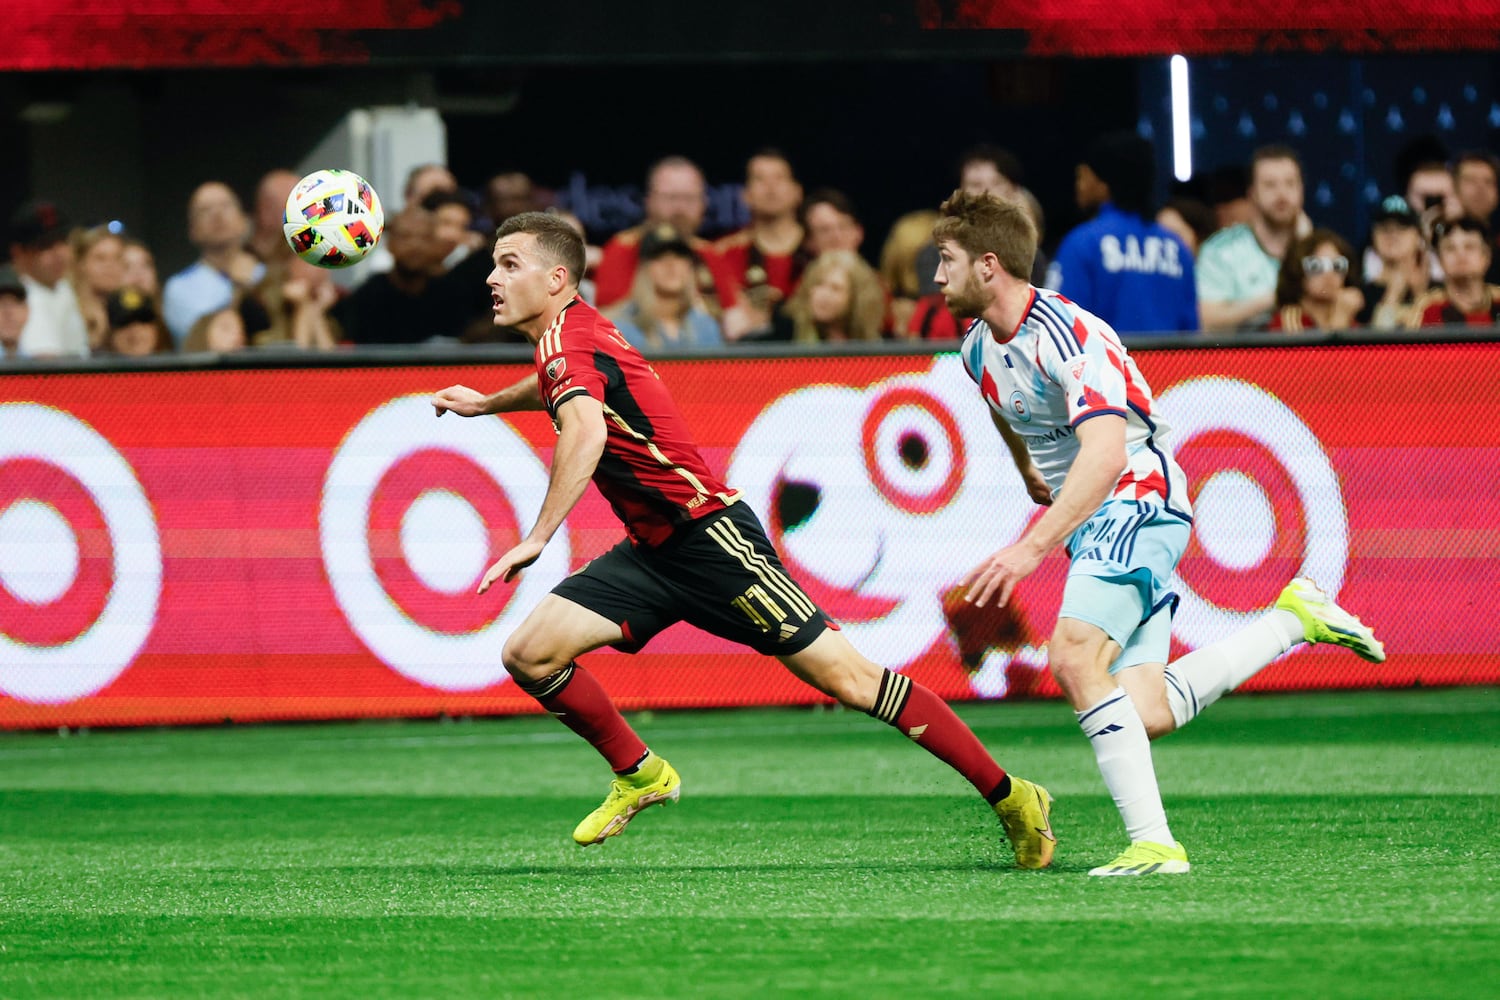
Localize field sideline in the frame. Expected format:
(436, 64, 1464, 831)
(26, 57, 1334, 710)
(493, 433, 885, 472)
(1, 688, 1495, 998)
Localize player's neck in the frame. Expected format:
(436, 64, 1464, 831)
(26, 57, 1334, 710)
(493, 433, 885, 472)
(518, 295, 575, 343)
(982, 280, 1035, 340)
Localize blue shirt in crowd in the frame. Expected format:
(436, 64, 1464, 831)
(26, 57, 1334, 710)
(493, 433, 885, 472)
(1045, 203, 1199, 335)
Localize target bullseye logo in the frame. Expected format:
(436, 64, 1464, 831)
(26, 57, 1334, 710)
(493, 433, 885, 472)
(0, 403, 161, 703)
(320, 397, 567, 691)
(1156, 378, 1348, 649)
(861, 387, 966, 515)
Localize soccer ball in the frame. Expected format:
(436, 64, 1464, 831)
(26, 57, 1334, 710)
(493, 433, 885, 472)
(283, 169, 384, 268)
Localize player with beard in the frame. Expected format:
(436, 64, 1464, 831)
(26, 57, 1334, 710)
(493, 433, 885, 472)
(429, 212, 1057, 867)
(934, 189, 1384, 875)
(1196, 145, 1308, 332)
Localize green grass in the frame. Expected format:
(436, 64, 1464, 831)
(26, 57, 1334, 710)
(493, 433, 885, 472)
(1, 689, 1496, 999)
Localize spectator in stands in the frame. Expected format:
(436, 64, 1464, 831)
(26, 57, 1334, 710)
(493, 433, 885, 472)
(0, 265, 28, 360)
(248, 168, 300, 265)
(484, 171, 540, 227)
(880, 209, 940, 335)
(1156, 197, 1217, 257)
(121, 237, 160, 297)
(1454, 151, 1499, 227)
(361, 164, 462, 280)
(956, 145, 1050, 286)
(8, 200, 89, 358)
(913, 146, 1045, 296)
(1204, 164, 1253, 231)
(333, 207, 463, 345)
(426, 188, 499, 337)
(1196, 145, 1305, 331)
(1406, 160, 1463, 231)
(404, 163, 459, 210)
(1453, 151, 1500, 282)
(69, 226, 126, 351)
(162, 181, 263, 347)
(716, 149, 809, 339)
(1357, 195, 1430, 330)
(1046, 132, 1198, 335)
(803, 189, 865, 256)
(782, 249, 885, 344)
(595, 156, 732, 312)
(422, 189, 486, 270)
(1409, 217, 1500, 328)
(959, 144, 1025, 204)
(608, 224, 722, 352)
(101, 287, 172, 357)
(185, 306, 248, 354)
(1268, 228, 1364, 332)
(239, 256, 340, 350)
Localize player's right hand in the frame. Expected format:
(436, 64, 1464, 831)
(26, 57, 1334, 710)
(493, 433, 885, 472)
(432, 385, 488, 418)
(478, 539, 545, 593)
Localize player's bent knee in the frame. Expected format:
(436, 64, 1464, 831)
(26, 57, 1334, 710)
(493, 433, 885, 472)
(500, 628, 565, 682)
(1137, 703, 1176, 739)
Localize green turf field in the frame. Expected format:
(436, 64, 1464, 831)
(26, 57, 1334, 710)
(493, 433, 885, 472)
(1, 688, 1495, 999)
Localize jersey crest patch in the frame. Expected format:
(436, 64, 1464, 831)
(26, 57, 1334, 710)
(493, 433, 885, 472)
(1009, 391, 1031, 422)
(545, 356, 567, 380)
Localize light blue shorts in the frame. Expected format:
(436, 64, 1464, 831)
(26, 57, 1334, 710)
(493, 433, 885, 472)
(1057, 500, 1191, 673)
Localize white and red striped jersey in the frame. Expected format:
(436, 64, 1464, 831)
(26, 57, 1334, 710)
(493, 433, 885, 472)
(960, 287, 1192, 520)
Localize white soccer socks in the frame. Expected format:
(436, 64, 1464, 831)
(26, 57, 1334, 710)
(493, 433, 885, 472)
(1162, 609, 1303, 729)
(1077, 687, 1173, 845)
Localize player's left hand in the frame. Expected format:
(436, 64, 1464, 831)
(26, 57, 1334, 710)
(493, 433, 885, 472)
(961, 542, 1044, 608)
(477, 539, 545, 593)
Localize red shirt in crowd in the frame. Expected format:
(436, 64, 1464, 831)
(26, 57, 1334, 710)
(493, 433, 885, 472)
(593, 225, 738, 310)
(711, 229, 809, 306)
(1410, 285, 1500, 327)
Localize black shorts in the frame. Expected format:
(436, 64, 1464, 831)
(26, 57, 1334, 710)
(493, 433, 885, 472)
(551, 503, 832, 656)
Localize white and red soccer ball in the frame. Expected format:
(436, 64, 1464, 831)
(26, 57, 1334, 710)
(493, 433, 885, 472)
(282, 168, 384, 268)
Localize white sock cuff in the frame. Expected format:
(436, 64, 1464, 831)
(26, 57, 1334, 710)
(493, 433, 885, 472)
(1162, 666, 1195, 729)
(1076, 687, 1134, 738)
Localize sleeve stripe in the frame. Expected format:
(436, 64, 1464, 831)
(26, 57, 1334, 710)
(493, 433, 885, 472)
(1033, 300, 1083, 359)
(1072, 407, 1129, 427)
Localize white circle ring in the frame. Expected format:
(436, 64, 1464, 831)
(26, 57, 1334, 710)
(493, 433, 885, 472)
(319, 396, 568, 691)
(1155, 377, 1348, 649)
(0, 403, 162, 703)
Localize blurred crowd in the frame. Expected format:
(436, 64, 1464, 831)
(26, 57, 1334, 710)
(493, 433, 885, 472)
(4, 132, 1500, 363)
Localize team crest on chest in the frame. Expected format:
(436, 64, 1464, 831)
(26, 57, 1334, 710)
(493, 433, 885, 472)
(546, 356, 567, 380)
(1009, 390, 1031, 422)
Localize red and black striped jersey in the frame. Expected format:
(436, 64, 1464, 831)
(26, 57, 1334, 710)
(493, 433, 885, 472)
(535, 297, 740, 547)
(1410, 285, 1500, 328)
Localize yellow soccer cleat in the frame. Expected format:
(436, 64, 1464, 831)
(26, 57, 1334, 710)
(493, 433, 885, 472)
(1276, 577, 1386, 663)
(994, 776, 1057, 869)
(1088, 840, 1190, 877)
(572, 754, 681, 846)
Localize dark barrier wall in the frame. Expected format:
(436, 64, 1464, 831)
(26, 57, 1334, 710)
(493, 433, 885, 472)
(0, 341, 1496, 728)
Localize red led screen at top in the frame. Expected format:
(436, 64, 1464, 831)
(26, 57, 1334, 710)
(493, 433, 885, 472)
(4, 1, 1500, 69)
